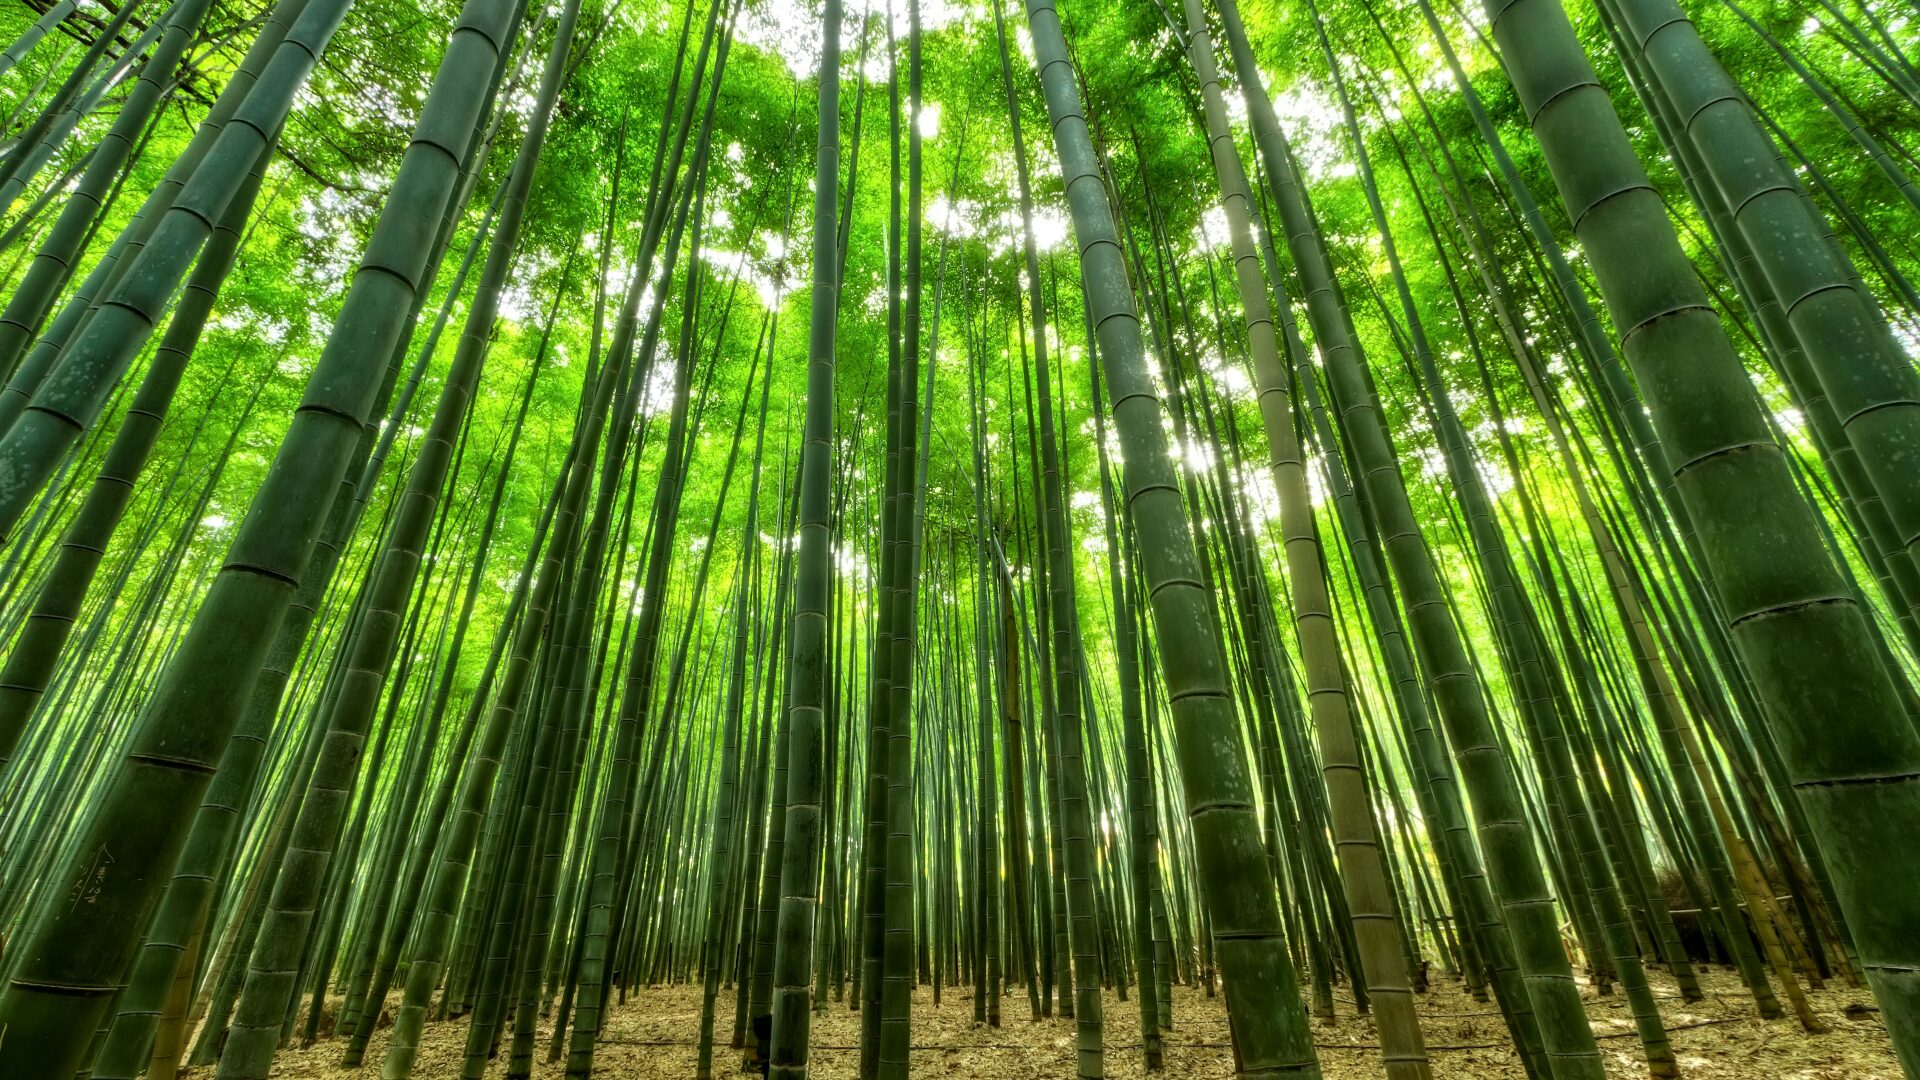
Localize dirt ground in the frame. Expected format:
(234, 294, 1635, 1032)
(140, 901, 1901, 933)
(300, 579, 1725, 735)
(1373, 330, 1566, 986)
(185, 967, 1901, 1078)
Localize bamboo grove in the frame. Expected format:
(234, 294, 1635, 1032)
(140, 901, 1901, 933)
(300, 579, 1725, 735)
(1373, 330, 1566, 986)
(0, 0, 1914, 1074)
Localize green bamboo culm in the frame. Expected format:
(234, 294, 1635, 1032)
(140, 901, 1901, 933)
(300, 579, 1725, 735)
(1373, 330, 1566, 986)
(765, 2, 840, 1076)
(1020, 0, 1321, 1075)
(37, 141, 276, 1080)
(875, 4, 933, 1072)
(0, 0, 314, 427)
(0, 0, 77, 82)
(0, 0, 148, 210)
(0, 0, 340, 535)
(560, 21, 726, 1069)
(0, 0, 525, 1067)
(210, 0, 578, 1074)
(1614, 0, 1920, 634)
(1481, 0, 1920, 1071)
(0, 135, 263, 774)
(0, 0, 214, 429)
(1179, 1, 1430, 1076)
(1309, 0, 1681, 1070)
(381, 343, 612, 1080)
(1001, 0, 1105, 1071)
(1210, 1, 1602, 1076)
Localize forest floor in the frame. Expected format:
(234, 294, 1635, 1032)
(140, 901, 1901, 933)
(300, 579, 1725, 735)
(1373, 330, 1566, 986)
(186, 966, 1900, 1078)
